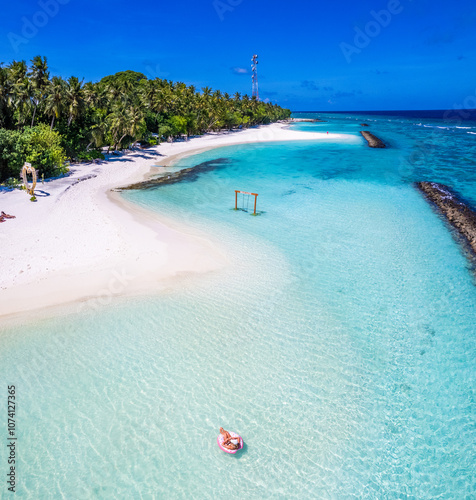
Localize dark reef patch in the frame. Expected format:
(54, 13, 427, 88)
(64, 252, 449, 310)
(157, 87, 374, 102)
(416, 181, 476, 271)
(117, 158, 231, 191)
(360, 131, 386, 148)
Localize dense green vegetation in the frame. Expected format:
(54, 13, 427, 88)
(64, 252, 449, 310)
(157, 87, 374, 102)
(0, 56, 291, 182)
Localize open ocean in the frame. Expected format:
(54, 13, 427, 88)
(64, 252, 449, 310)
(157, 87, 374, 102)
(296, 109, 476, 121)
(1, 111, 475, 498)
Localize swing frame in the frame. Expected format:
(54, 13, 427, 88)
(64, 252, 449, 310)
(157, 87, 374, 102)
(235, 190, 258, 215)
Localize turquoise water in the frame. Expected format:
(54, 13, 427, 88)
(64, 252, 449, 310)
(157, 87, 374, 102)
(1, 115, 475, 498)
(293, 113, 476, 205)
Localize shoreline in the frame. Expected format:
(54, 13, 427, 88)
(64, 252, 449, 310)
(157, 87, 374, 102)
(0, 122, 355, 322)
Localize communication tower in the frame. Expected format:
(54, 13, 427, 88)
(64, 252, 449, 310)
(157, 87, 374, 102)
(251, 55, 259, 100)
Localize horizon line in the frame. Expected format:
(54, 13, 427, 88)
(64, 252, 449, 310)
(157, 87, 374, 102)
(292, 108, 476, 113)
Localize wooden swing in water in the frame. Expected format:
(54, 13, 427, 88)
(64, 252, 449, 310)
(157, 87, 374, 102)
(234, 190, 258, 215)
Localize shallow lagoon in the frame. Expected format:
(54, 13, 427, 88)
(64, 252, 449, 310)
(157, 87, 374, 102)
(1, 116, 475, 498)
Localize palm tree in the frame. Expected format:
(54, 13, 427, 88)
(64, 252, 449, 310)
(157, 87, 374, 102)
(107, 106, 128, 151)
(11, 77, 32, 126)
(7, 60, 27, 84)
(143, 80, 164, 114)
(104, 78, 135, 109)
(82, 81, 97, 107)
(140, 79, 170, 140)
(125, 106, 145, 146)
(65, 76, 84, 126)
(7, 60, 31, 127)
(0, 65, 11, 127)
(44, 76, 66, 129)
(104, 81, 122, 106)
(87, 108, 107, 150)
(28, 55, 49, 126)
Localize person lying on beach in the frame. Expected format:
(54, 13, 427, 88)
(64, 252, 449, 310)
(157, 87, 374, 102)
(219, 427, 241, 449)
(1, 211, 15, 219)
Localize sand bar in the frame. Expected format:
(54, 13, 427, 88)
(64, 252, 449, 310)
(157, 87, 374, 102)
(0, 122, 356, 320)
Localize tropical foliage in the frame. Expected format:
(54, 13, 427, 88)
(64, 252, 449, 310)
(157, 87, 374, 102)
(0, 56, 291, 182)
(0, 125, 66, 180)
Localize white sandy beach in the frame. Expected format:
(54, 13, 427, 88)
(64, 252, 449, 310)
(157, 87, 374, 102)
(0, 122, 354, 319)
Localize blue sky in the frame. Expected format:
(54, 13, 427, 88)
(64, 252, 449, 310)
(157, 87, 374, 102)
(1, 0, 475, 111)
